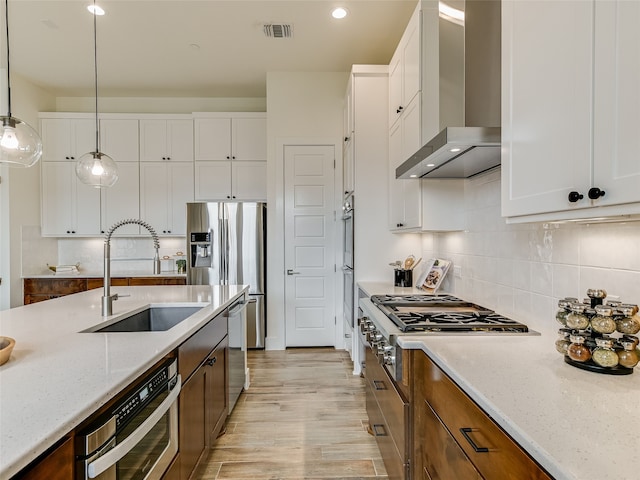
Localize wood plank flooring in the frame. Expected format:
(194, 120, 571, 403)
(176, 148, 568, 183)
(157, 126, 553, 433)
(193, 348, 388, 479)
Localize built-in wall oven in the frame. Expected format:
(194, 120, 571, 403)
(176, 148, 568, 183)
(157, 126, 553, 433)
(76, 358, 181, 480)
(342, 193, 355, 330)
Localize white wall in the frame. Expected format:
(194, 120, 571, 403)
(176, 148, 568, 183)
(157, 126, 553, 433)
(265, 71, 348, 350)
(3, 73, 55, 308)
(429, 169, 640, 333)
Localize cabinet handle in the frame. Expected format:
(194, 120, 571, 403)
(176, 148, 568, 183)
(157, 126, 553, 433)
(227, 195, 231, 199)
(232, 156, 236, 160)
(460, 428, 489, 453)
(372, 424, 388, 437)
(588, 187, 606, 200)
(396, 223, 404, 228)
(373, 380, 387, 391)
(226, 156, 230, 160)
(568, 191, 584, 203)
(206, 357, 217, 366)
(396, 106, 404, 113)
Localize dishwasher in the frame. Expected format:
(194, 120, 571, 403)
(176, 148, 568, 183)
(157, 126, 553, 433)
(227, 295, 249, 412)
(75, 357, 181, 480)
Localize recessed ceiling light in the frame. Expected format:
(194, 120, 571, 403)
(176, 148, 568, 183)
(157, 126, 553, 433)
(87, 4, 105, 16)
(450, 148, 461, 153)
(410, 174, 417, 178)
(331, 7, 349, 19)
(426, 163, 435, 167)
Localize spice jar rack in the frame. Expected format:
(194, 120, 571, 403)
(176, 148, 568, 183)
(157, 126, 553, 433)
(555, 289, 640, 375)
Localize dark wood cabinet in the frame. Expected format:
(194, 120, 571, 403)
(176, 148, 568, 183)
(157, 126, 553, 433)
(177, 312, 229, 480)
(23, 276, 186, 304)
(13, 436, 74, 480)
(412, 351, 551, 480)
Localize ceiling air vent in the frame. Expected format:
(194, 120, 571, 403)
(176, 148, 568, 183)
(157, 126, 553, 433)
(263, 24, 293, 38)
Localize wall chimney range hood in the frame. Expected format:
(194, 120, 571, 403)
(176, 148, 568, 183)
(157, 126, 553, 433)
(397, 1, 501, 179)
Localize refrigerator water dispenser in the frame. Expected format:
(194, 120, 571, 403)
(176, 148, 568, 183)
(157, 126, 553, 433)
(190, 232, 212, 268)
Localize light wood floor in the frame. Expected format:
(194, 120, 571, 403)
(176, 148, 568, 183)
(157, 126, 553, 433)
(193, 348, 388, 479)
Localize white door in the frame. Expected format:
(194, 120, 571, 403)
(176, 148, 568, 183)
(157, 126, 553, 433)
(284, 145, 336, 347)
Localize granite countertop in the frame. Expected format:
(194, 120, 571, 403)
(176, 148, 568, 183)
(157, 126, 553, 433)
(358, 281, 639, 480)
(0, 284, 247, 479)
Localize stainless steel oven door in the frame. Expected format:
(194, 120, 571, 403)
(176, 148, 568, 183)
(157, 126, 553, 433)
(342, 195, 354, 270)
(79, 369, 181, 480)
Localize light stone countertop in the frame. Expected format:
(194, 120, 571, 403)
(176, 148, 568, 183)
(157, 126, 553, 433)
(357, 281, 640, 480)
(0, 284, 247, 479)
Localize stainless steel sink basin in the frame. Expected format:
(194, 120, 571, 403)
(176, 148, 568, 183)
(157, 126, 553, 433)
(85, 306, 204, 332)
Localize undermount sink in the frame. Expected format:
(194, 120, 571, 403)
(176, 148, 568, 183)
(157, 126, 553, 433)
(85, 305, 204, 333)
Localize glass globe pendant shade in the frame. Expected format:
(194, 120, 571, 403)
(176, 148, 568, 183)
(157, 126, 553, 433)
(0, 116, 43, 167)
(75, 151, 118, 188)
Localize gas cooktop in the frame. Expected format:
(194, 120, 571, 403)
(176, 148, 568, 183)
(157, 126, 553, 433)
(370, 294, 529, 333)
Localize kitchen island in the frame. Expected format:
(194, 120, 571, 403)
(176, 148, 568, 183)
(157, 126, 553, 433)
(0, 284, 247, 479)
(358, 281, 639, 480)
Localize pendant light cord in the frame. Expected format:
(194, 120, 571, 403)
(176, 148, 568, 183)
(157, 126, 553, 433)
(93, 0, 99, 152)
(4, 0, 12, 117)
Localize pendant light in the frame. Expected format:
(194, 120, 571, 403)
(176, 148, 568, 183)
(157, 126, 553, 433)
(0, 0, 43, 168)
(75, 1, 118, 188)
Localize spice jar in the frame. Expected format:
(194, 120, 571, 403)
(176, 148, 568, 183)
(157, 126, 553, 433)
(567, 333, 591, 363)
(617, 336, 639, 368)
(615, 305, 640, 335)
(555, 299, 573, 326)
(555, 328, 572, 355)
(590, 305, 617, 334)
(586, 288, 607, 308)
(592, 336, 619, 368)
(566, 304, 590, 330)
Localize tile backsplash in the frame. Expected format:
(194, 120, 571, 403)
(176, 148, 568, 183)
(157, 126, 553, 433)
(425, 170, 640, 332)
(21, 226, 185, 276)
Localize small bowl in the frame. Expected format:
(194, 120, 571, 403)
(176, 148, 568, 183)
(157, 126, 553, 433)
(0, 336, 16, 366)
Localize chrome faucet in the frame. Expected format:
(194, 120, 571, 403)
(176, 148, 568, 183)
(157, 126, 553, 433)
(102, 219, 161, 316)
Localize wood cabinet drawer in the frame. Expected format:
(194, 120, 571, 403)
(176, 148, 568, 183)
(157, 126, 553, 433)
(14, 436, 74, 480)
(414, 351, 551, 480)
(24, 278, 86, 295)
(129, 277, 187, 286)
(178, 313, 227, 382)
(86, 277, 129, 290)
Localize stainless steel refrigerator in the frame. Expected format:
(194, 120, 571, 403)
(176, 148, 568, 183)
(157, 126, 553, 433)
(186, 202, 266, 348)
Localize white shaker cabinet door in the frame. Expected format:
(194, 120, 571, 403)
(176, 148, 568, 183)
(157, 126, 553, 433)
(195, 118, 231, 161)
(592, 0, 640, 207)
(501, 0, 593, 217)
(101, 162, 140, 235)
(41, 162, 101, 236)
(194, 161, 232, 200)
(232, 161, 267, 201)
(232, 118, 267, 161)
(168, 163, 194, 236)
(100, 119, 139, 161)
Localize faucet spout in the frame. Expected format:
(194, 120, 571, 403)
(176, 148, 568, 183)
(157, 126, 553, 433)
(102, 219, 161, 316)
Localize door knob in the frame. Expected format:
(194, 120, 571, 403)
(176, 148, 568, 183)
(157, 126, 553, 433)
(287, 269, 300, 275)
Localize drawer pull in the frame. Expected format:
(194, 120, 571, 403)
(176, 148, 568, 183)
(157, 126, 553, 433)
(372, 424, 388, 437)
(373, 380, 387, 391)
(460, 428, 489, 453)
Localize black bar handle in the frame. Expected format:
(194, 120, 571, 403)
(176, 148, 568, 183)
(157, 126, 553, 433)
(373, 380, 386, 391)
(460, 428, 489, 453)
(372, 424, 387, 437)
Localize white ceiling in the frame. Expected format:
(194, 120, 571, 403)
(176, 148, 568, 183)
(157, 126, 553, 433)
(5, 0, 417, 98)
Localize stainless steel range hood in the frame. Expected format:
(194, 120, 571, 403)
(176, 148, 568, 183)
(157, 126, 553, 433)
(397, 0, 501, 179)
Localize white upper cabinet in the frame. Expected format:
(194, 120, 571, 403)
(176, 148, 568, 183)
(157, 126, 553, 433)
(41, 162, 101, 236)
(194, 114, 267, 201)
(502, 0, 640, 222)
(140, 162, 194, 236)
(99, 119, 139, 161)
(140, 118, 194, 162)
(101, 161, 140, 235)
(40, 118, 95, 161)
(388, 6, 420, 128)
